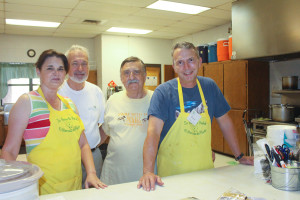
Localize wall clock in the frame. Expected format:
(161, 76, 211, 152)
(27, 49, 36, 57)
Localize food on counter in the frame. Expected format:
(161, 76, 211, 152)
(218, 188, 247, 200)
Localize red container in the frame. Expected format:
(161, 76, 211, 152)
(228, 35, 232, 59)
(217, 38, 229, 61)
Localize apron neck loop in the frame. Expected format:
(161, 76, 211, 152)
(37, 87, 72, 111)
(177, 78, 208, 113)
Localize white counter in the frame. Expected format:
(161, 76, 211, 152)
(40, 165, 299, 200)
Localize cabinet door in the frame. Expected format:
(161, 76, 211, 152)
(198, 63, 205, 76)
(87, 70, 97, 85)
(204, 62, 224, 93)
(223, 109, 248, 156)
(204, 62, 224, 152)
(211, 118, 223, 152)
(224, 61, 247, 109)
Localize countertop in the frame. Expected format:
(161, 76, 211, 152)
(39, 164, 300, 200)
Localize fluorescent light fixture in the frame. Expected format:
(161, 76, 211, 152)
(6, 19, 60, 28)
(107, 27, 152, 34)
(147, 0, 210, 14)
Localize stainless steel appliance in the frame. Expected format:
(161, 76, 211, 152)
(232, 0, 300, 61)
(251, 118, 298, 143)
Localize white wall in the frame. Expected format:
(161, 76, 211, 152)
(172, 23, 231, 46)
(0, 34, 95, 68)
(100, 34, 172, 98)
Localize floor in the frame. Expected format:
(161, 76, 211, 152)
(1, 149, 237, 168)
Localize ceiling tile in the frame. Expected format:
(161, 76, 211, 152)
(76, 1, 141, 15)
(0, 0, 234, 39)
(169, 0, 233, 8)
(5, 12, 65, 22)
(199, 8, 231, 19)
(6, 0, 79, 9)
(5, 3, 71, 16)
(183, 15, 229, 26)
(86, 0, 156, 7)
(134, 8, 190, 21)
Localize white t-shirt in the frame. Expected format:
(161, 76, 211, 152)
(58, 81, 105, 148)
(101, 90, 153, 185)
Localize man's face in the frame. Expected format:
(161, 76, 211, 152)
(172, 48, 201, 87)
(121, 61, 146, 92)
(68, 50, 89, 83)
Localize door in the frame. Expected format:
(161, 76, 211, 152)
(145, 64, 161, 91)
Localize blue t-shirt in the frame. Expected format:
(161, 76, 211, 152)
(148, 76, 230, 145)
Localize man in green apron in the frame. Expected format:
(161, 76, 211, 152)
(137, 42, 254, 191)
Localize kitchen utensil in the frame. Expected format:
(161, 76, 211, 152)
(271, 165, 300, 191)
(269, 104, 295, 122)
(282, 76, 298, 90)
(265, 144, 273, 162)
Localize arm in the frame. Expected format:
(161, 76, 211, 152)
(137, 115, 164, 191)
(216, 113, 253, 165)
(79, 132, 107, 189)
(0, 94, 30, 160)
(99, 126, 108, 145)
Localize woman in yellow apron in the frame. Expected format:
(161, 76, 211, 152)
(0, 49, 106, 195)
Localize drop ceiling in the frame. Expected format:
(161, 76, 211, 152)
(0, 0, 234, 39)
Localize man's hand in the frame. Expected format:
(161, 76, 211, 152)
(85, 172, 108, 189)
(239, 156, 254, 165)
(137, 172, 164, 191)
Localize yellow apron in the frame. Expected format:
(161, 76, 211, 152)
(27, 87, 84, 195)
(157, 78, 214, 177)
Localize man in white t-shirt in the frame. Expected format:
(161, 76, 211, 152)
(100, 56, 153, 185)
(58, 45, 106, 188)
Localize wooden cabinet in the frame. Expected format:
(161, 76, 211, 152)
(87, 70, 97, 85)
(204, 60, 269, 156)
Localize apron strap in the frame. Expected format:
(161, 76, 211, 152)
(177, 78, 208, 113)
(37, 87, 72, 111)
(177, 78, 185, 113)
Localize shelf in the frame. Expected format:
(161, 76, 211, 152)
(273, 90, 300, 94)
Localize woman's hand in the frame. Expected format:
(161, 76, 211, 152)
(84, 172, 107, 189)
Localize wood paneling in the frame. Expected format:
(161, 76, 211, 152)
(87, 70, 97, 85)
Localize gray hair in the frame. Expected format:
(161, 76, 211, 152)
(65, 44, 89, 60)
(171, 41, 200, 59)
(120, 56, 146, 73)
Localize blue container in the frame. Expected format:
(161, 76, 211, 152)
(208, 42, 217, 63)
(197, 45, 208, 63)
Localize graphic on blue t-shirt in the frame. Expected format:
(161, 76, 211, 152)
(175, 100, 206, 119)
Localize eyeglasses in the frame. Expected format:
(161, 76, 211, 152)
(122, 70, 142, 76)
(71, 61, 88, 68)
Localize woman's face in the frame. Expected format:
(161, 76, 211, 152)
(36, 56, 66, 90)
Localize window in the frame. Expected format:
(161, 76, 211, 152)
(2, 78, 40, 104)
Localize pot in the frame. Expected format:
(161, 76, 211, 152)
(269, 104, 295, 122)
(282, 76, 298, 90)
(0, 159, 43, 200)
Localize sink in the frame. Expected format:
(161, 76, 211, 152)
(3, 103, 14, 125)
(4, 112, 9, 125)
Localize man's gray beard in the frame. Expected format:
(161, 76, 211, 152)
(69, 75, 88, 83)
